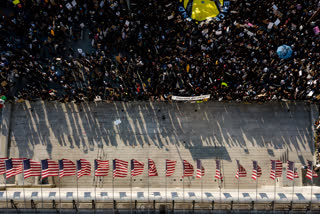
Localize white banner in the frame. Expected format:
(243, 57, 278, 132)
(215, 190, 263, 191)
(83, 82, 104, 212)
(171, 95, 211, 101)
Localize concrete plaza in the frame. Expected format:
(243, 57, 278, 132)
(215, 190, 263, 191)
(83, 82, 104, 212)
(0, 101, 318, 192)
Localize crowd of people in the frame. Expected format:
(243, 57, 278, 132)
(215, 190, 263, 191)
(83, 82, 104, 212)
(0, 0, 319, 103)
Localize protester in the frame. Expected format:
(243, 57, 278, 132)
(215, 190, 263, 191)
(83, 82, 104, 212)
(0, 0, 319, 102)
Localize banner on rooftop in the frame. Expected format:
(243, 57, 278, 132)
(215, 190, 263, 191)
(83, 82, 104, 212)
(178, 0, 230, 22)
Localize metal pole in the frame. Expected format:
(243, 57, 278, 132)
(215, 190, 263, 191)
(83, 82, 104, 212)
(59, 174, 61, 213)
(310, 177, 313, 211)
(148, 159, 150, 203)
(5, 174, 8, 210)
(183, 175, 185, 202)
(165, 173, 167, 208)
(237, 177, 240, 204)
(131, 176, 132, 214)
(77, 174, 79, 207)
(22, 172, 26, 209)
(256, 176, 258, 203)
(94, 175, 97, 212)
(40, 173, 43, 209)
(201, 174, 203, 202)
(292, 164, 295, 203)
(274, 178, 276, 204)
(112, 176, 114, 214)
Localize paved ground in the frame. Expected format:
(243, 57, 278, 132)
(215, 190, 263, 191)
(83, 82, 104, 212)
(0, 101, 318, 191)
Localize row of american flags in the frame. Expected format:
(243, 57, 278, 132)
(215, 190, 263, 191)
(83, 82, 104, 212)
(0, 158, 318, 180)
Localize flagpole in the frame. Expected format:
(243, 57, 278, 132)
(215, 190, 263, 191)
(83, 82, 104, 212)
(201, 171, 203, 202)
(59, 173, 61, 212)
(94, 174, 97, 213)
(292, 163, 295, 203)
(310, 177, 313, 211)
(40, 168, 43, 209)
(77, 173, 79, 207)
(112, 175, 114, 214)
(183, 174, 185, 202)
(5, 174, 8, 211)
(274, 177, 276, 207)
(22, 171, 26, 209)
(256, 176, 258, 203)
(256, 161, 258, 203)
(130, 175, 132, 214)
(237, 177, 240, 204)
(219, 177, 221, 205)
(165, 173, 167, 207)
(148, 160, 150, 203)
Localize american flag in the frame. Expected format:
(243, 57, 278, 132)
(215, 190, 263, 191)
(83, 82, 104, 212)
(251, 160, 262, 180)
(215, 160, 223, 180)
(59, 159, 76, 178)
(306, 160, 313, 180)
(196, 160, 205, 179)
(270, 160, 282, 180)
(23, 159, 41, 179)
(148, 159, 158, 176)
(235, 160, 246, 179)
(165, 159, 176, 177)
(183, 160, 194, 177)
(113, 159, 128, 178)
(5, 158, 26, 179)
(294, 169, 299, 178)
(94, 160, 109, 176)
(0, 158, 8, 175)
(131, 159, 144, 177)
(41, 159, 59, 178)
(287, 161, 294, 180)
(77, 159, 91, 178)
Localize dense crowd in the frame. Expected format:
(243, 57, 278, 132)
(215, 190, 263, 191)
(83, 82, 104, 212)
(0, 0, 319, 103)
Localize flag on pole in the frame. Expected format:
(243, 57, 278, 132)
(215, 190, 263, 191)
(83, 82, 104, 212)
(294, 169, 299, 178)
(113, 159, 128, 178)
(306, 160, 318, 179)
(131, 159, 144, 177)
(270, 160, 282, 180)
(215, 160, 223, 179)
(165, 159, 176, 177)
(183, 160, 194, 177)
(77, 159, 91, 178)
(196, 160, 205, 179)
(94, 160, 109, 176)
(23, 159, 41, 179)
(251, 160, 262, 180)
(148, 159, 158, 176)
(41, 159, 59, 178)
(0, 158, 8, 175)
(59, 159, 76, 178)
(287, 161, 294, 180)
(235, 160, 246, 179)
(5, 158, 26, 179)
